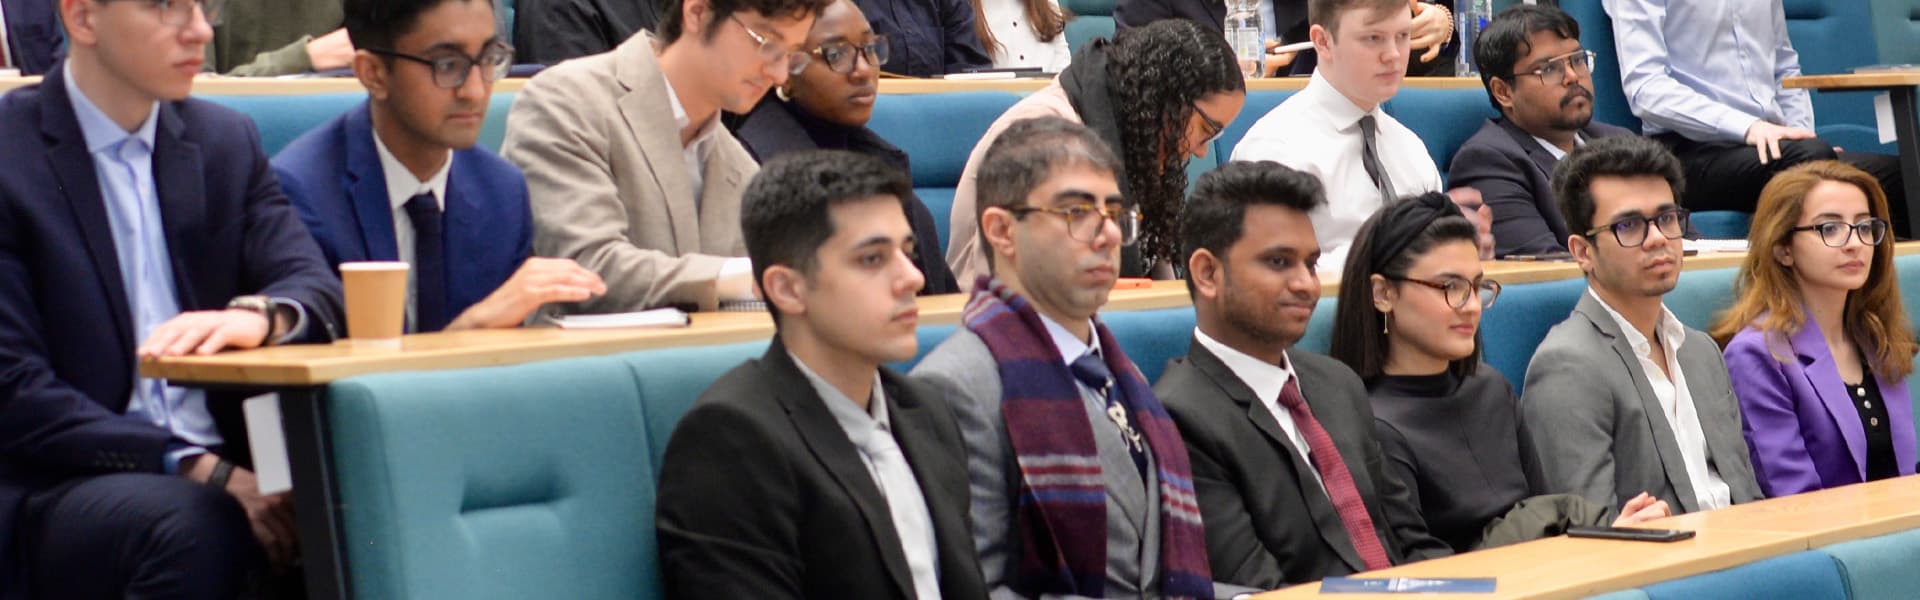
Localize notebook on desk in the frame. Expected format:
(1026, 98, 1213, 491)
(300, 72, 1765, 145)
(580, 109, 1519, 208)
(553, 307, 691, 329)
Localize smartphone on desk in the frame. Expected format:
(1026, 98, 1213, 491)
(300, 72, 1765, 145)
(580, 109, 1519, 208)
(1502, 251, 1574, 262)
(1566, 526, 1695, 542)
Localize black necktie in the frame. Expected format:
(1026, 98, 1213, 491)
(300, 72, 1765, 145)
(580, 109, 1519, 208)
(403, 193, 450, 332)
(1070, 350, 1149, 480)
(1359, 115, 1397, 205)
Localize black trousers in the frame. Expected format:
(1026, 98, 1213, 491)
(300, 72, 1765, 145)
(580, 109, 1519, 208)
(1655, 133, 1908, 232)
(20, 473, 258, 599)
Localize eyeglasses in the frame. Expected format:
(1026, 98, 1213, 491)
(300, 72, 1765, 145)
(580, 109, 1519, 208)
(368, 43, 514, 89)
(111, 0, 224, 27)
(1195, 107, 1226, 146)
(1009, 198, 1140, 246)
(1518, 49, 1595, 85)
(1789, 218, 1889, 247)
(1587, 208, 1689, 248)
(810, 35, 890, 74)
(732, 15, 811, 75)
(1393, 276, 1502, 309)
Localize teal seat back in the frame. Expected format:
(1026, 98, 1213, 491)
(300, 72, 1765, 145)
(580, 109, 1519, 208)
(869, 92, 1025, 249)
(1665, 266, 1738, 331)
(1062, 0, 1117, 52)
(205, 93, 365, 156)
(617, 341, 771, 467)
(1103, 306, 1198, 382)
(1383, 87, 1498, 176)
(1482, 276, 1588, 393)
(1641, 550, 1846, 599)
(1821, 528, 1920, 600)
(1784, 0, 1891, 154)
(1559, 0, 1641, 133)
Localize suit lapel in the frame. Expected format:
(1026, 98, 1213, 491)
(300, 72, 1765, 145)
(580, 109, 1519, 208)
(152, 104, 205, 309)
(344, 104, 399, 261)
(886, 373, 969, 595)
(1577, 294, 1700, 512)
(444, 151, 484, 302)
(41, 70, 134, 354)
(1497, 117, 1561, 181)
(615, 33, 700, 254)
(696, 144, 748, 254)
(1789, 319, 1870, 480)
(763, 345, 916, 600)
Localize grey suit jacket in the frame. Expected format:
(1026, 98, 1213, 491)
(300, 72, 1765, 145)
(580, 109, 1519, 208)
(501, 31, 757, 313)
(1447, 117, 1635, 257)
(910, 328, 1162, 599)
(1519, 292, 1763, 514)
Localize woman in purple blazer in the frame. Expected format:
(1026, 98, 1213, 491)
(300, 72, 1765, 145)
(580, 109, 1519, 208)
(1713, 161, 1919, 498)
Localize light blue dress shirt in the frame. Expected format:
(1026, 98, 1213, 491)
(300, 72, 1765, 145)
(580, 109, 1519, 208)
(1604, 0, 1814, 142)
(64, 64, 221, 472)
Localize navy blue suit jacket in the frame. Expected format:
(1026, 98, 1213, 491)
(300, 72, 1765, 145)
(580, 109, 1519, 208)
(273, 101, 533, 330)
(1447, 116, 1635, 257)
(2, 0, 62, 74)
(0, 64, 343, 595)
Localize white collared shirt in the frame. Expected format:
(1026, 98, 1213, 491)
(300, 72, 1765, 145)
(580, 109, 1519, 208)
(0, 0, 13, 70)
(1586, 288, 1733, 510)
(372, 130, 452, 329)
(1532, 132, 1586, 161)
(791, 354, 942, 600)
(1192, 328, 1324, 492)
(1231, 72, 1444, 270)
(980, 0, 1071, 72)
(658, 71, 721, 208)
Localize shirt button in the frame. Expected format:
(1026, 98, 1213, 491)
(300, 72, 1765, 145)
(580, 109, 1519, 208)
(1871, 417, 1881, 427)
(1857, 387, 1866, 397)
(1865, 400, 1873, 409)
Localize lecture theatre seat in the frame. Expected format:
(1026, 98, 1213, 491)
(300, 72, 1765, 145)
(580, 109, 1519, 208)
(1639, 550, 1848, 600)
(868, 91, 1025, 250)
(205, 92, 521, 157)
(1062, 0, 1118, 53)
(1821, 528, 1920, 600)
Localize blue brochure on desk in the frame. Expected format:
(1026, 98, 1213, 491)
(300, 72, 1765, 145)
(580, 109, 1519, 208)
(1320, 577, 1497, 593)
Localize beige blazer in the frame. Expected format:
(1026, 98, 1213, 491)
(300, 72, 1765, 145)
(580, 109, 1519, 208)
(502, 31, 757, 313)
(944, 82, 1081, 286)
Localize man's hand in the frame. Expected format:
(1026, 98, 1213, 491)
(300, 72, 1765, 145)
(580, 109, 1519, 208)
(446, 258, 607, 330)
(1609, 491, 1672, 527)
(1409, 1, 1451, 64)
(184, 456, 298, 567)
(137, 310, 269, 358)
(1262, 40, 1297, 76)
(1744, 120, 1818, 165)
(305, 28, 355, 72)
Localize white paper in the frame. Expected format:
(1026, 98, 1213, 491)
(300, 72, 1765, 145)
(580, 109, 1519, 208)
(554, 307, 691, 329)
(1684, 239, 1750, 254)
(243, 394, 293, 495)
(1877, 93, 1897, 145)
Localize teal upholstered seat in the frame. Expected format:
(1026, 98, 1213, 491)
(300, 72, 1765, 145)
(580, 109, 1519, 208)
(1640, 550, 1846, 600)
(1822, 528, 1920, 600)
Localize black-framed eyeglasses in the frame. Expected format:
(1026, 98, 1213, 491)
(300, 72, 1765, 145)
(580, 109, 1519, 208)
(1587, 208, 1690, 248)
(1392, 276, 1502, 309)
(1518, 49, 1595, 85)
(367, 42, 514, 89)
(1008, 196, 1140, 246)
(1789, 218, 1889, 248)
(810, 35, 890, 74)
(109, 0, 224, 27)
(732, 15, 811, 75)
(1195, 107, 1226, 146)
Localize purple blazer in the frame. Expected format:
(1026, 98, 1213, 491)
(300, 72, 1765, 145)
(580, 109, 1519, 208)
(1725, 315, 1916, 497)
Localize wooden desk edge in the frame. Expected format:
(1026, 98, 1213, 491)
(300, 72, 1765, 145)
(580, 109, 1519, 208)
(1784, 73, 1920, 90)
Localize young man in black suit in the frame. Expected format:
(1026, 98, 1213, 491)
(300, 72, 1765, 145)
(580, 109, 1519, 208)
(1157, 161, 1449, 590)
(1448, 4, 1635, 258)
(654, 150, 986, 599)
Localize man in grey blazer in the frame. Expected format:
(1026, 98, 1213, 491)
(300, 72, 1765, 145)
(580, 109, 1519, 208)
(1520, 136, 1762, 515)
(502, 0, 829, 313)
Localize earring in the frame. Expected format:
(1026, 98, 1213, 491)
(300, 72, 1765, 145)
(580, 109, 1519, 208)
(775, 85, 792, 102)
(1382, 312, 1392, 335)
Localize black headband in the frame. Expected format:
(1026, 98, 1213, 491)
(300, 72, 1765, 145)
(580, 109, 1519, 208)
(1368, 193, 1466, 274)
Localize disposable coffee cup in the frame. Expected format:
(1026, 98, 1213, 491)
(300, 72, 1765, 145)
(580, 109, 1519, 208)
(340, 262, 409, 348)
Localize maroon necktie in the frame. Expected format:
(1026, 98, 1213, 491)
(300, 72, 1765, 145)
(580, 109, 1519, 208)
(1273, 372, 1393, 571)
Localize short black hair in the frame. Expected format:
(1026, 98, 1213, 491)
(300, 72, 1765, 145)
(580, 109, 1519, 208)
(1551, 135, 1686, 237)
(1473, 4, 1582, 113)
(1178, 160, 1326, 296)
(975, 117, 1121, 272)
(1308, 0, 1407, 35)
(343, 0, 491, 51)
(657, 0, 832, 45)
(1329, 193, 1481, 379)
(741, 150, 912, 322)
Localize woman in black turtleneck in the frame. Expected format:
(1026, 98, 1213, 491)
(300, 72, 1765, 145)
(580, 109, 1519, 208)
(724, 0, 959, 295)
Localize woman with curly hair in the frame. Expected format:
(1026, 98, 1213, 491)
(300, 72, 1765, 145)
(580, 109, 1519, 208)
(945, 18, 1246, 285)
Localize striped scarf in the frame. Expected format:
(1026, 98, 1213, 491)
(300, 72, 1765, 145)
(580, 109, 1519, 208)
(962, 277, 1212, 598)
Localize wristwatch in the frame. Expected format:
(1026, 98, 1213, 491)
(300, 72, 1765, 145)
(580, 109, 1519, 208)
(227, 295, 277, 347)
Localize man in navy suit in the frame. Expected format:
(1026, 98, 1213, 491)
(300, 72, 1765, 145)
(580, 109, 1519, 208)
(0, 0, 344, 596)
(1, 0, 62, 74)
(1448, 5, 1634, 258)
(276, 0, 605, 333)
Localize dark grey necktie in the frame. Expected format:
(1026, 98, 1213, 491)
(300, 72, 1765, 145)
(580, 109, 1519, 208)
(1359, 115, 1396, 205)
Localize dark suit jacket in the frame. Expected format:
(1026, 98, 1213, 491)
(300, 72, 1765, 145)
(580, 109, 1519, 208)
(273, 101, 532, 329)
(1156, 339, 1450, 590)
(655, 339, 988, 599)
(852, 0, 991, 77)
(1115, 0, 1228, 33)
(0, 64, 342, 595)
(2, 0, 61, 75)
(512, 0, 659, 66)
(1447, 116, 1635, 257)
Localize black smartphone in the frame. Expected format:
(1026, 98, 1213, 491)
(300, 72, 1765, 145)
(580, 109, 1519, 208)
(1565, 526, 1696, 542)
(1502, 252, 1574, 262)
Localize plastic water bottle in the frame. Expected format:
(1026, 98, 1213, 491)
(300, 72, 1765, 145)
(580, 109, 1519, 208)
(1226, 0, 1265, 78)
(1455, 0, 1492, 77)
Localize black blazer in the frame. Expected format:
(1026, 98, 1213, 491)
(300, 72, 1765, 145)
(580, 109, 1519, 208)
(1447, 116, 1635, 257)
(0, 64, 343, 596)
(655, 338, 988, 599)
(1155, 339, 1449, 590)
(512, 0, 660, 66)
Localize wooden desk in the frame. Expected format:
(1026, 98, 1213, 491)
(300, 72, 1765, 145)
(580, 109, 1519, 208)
(1642, 475, 1920, 548)
(0, 75, 1482, 96)
(1784, 73, 1920, 237)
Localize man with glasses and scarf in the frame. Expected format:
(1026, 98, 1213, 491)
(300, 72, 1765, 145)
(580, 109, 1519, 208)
(275, 0, 607, 333)
(503, 0, 831, 314)
(1520, 135, 1763, 516)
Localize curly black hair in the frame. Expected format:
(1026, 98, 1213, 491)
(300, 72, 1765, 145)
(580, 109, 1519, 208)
(1105, 19, 1245, 270)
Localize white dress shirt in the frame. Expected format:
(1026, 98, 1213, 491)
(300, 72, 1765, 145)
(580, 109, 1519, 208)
(372, 131, 451, 330)
(659, 70, 754, 299)
(1603, 0, 1812, 142)
(792, 354, 942, 600)
(1192, 328, 1324, 492)
(1532, 132, 1585, 161)
(1587, 289, 1733, 511)
(1231, 72, 1443, 270)
(981, 0, 1071, 72)
(0, 0, 13, 70)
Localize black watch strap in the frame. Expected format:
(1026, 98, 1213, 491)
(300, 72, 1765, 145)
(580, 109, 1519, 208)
(207, 458, 235, 491)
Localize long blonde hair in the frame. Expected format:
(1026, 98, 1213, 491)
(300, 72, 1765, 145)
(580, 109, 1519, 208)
(1710, 161, 1916, 380)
